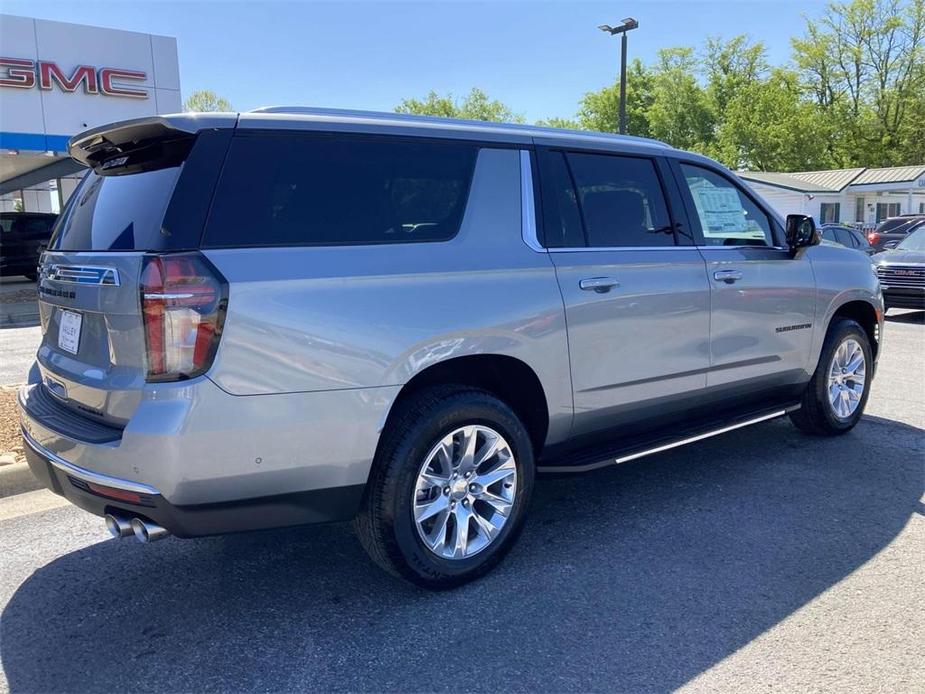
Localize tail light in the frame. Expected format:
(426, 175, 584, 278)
(868, 232, 880, 244)
(140, 253, 227, 382)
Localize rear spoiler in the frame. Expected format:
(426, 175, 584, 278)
(68, 113, 238, 174)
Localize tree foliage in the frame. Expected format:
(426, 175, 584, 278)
(184, 89, 233, 112)
(400, 0, 921, 170)
(396, 88, 524, 123)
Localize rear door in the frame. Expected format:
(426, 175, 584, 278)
(35, 128, 229, 425)
(536, 147, 711, 436)
(669, 160, 816, 392)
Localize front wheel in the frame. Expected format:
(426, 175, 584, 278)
(790, 318, 873, 435)
(355, 386, 535, 589)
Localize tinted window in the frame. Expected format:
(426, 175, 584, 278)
(679, 164, 773, 247)
(536, 150, 585, 248)
(833, 227, 856, 248)
(851, 229, 871, 248)
(564, 153, 673, 248)
(50, 168, 182, 251)
(203, 134, 478, 247)
(821, 227, 838, 243)
(24, 217, 55, 235)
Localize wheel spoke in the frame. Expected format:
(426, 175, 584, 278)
(458, 426, 479, 469)
(452, 504, 471, 557)
(424, 509, 451, 552)
(479, 490, 513, 517)
(475, 458, 515, 488)
(415, 494, 449, 523)
(472, 509, 501, 540)
(474, 433, 504, 468)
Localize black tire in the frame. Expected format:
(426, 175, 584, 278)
(355, 385, 535, 589)
(789, 318, 872, 435)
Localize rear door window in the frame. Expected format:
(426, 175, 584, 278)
(203, 133, 478, 247)
(537, 150, 676, 248)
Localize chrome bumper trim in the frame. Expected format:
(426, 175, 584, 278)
(21, 426, 162, 496)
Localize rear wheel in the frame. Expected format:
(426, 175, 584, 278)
(355, 385, 535, 589)
(790, 318, 872, 435)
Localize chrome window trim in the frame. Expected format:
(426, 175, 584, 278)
(549, 246, 701, 253)
(520, 149, 544, 253)
(547, 245, 788, 253)
(21, 426, 161, 496)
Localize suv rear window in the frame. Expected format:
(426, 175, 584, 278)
(202, 133, 478, 247)
(49, 167, 182, 251)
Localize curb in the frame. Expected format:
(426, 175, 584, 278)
(0, 462, 42, 498)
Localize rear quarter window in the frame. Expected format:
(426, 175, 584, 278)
(202, 133, 478, 247)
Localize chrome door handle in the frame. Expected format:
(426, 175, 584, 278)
(713, 270, 743, 284)
(579, 276, 620, 293)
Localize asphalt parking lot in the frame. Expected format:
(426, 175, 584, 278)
(0, 312, 922, 693)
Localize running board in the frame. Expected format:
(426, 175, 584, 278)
(538, 407, 796, 474)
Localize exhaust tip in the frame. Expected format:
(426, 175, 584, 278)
(130, 517, 169, 543)
(104, 513, 133, 539)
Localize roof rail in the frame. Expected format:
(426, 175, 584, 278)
(246, 105, 672, 149)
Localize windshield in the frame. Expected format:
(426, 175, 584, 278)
(896, 226, 925, 251)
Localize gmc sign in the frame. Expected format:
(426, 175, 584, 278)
(0, 57, 147, 99)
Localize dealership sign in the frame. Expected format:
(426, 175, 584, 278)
(0, 57, 147, 98)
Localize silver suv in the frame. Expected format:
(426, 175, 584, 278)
(19, 109, 883, 588)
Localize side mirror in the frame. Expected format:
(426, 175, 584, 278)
(785, 214, 820, 255)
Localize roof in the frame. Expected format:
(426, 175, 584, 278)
(853, 165, 925, 185)
(739, 168, 865, 193)
(740, 165, 925, 193)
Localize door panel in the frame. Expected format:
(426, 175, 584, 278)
(668, 159, 817, 390)
(699, 247, 816, 387)
(551, 249, 711, 434)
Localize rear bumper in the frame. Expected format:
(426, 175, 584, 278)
(17, 376, 400, 533)
(22, 426, 364, 536)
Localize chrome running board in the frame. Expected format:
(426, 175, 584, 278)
(538, 408, 792, 474)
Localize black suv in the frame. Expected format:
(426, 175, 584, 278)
(0, 212, 58, 280)
(868, 215, 925, 252)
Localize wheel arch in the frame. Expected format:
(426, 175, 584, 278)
(828, 299, 881, 361)
(377, 354, 551, 460)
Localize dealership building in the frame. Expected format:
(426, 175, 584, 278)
(0, 14, 181, 213)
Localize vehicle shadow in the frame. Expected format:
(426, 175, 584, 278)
(2, 415, 922, 692)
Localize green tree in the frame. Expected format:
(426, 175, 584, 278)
(396, 88, 523, 123)
(184, 89, 233, 112)
(647, 48, 714, 150)
(576, 59, 655, 136)
(714, 68, 831, 170)
(704, 35, 769, 121)
(792, 0, 925, 166)
(534, 116, 582, 130)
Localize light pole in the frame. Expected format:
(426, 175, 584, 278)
(598, 18, 639, 135)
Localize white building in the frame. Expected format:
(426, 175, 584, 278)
(0, 15, 181, 212)
(740, 166, 925, 228)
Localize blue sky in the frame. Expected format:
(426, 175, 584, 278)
(3, 0, 827, 122)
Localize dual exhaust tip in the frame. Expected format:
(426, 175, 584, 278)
(105, 513, 169, 543)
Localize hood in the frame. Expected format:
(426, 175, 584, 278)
(875, 248, 925, 266)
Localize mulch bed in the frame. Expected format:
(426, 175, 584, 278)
(0, 387, 24, 465)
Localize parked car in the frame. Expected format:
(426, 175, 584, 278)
(0, 211, 57, 280)
(19, 110, 883, 588)
(874, 226, 925, 311)
(820, 223, 876, 256)
(867, 215, 925, 251)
